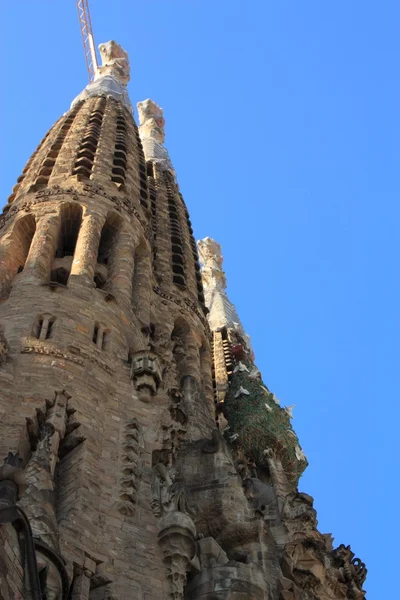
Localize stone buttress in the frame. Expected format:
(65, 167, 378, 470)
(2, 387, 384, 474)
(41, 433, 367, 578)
(0, 40, 367, 600)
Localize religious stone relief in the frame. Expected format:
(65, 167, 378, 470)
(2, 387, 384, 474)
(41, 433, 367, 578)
(151, 454, 194, 519)
(151, 452, 197, 600)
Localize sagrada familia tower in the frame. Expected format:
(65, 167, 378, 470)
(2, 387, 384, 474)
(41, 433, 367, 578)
(0, 42, 367, 600)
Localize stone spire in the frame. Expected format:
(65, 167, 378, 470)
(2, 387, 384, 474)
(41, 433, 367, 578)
(71, 40, 132, 110)
(137, 99, 174, 173)
(198, 237, 251, 350)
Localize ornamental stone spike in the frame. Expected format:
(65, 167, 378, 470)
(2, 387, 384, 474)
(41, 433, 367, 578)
(137, 98, 174, 172)
(95, 40, 130, 84)
(137, 99, 165, 144)
(198, 237, 251, 350)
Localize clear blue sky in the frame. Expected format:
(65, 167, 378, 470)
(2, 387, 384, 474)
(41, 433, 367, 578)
(1, 2, 398, 597)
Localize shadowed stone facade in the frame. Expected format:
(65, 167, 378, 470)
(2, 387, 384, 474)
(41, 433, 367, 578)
(0, 41, 366, 600)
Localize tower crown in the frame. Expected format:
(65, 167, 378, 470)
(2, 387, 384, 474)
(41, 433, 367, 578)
(72, 40, 131, 110)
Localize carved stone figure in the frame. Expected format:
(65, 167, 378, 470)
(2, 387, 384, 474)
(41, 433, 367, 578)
(151, 460, 194, 518)
(242, 477, 277, 517)
(282, 491, 317, 531)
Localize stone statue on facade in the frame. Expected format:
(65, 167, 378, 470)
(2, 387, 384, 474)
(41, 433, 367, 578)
(151, 456, 197, 599)
(151, 460, 194, 519)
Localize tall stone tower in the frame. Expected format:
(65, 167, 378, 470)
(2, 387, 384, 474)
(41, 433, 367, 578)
(0, 42, 366, 600)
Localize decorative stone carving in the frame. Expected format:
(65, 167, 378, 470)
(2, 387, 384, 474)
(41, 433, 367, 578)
(242, 477, 277, 518)
(198, 237, 252, 351)
(137, 99, 165, 145)
(137, 99, 174, 173)
(130, 351, 162, 401)
(151, 460, 194, 519)
(278, 575, 302, 600)
(153, 285, 210, 329)
(196, 537, 228, 570)
(118, 419, 143, 516)
(282, 491, 318, 532)
(158, 511, 196, 600)
(281, 534, 326, 587)
(333, 544, 367, 598)
(96, 41, 130, 84)
(151, 453, 196, 599)
(21, 343, 115, 375)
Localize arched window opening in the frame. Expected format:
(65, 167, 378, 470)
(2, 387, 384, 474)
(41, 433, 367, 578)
(111, 110, 128, 186)
(134, 124, 148, 208)
(0, 213, 37, 297)
(146, 162, 154, 177)
(35, 104, 82, 187)
(33, 315, 56, 341)
(51, 204, 82, 286)
(7, 128, 52, 204)
(92, 322, 109, 350)
(221, 327, 234, 380)
(72, 97, 106, 179)
(13, 214, 36, 275)
(95, 213, 122, 290)
(50, 266, 69, 286)
(173, 274, 185, 286)
(172, 264, 184, 276)
(165, 173, 186, 288)
(172, 254, 184, 266)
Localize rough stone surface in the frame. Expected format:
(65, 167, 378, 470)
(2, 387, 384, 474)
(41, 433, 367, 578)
(0, 42, 366, 600)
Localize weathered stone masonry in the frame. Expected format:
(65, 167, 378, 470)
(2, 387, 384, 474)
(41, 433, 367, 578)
(0, 40, 367, 600)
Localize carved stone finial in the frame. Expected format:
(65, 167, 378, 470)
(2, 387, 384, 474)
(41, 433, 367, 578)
(197, 237, 224, 277)
(137, 99, 165, 144)
(137, 99, 174, 173)
(197, 238, 226, 292)
(95, 41, 130, 85)
(197, 238, 251, 352)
